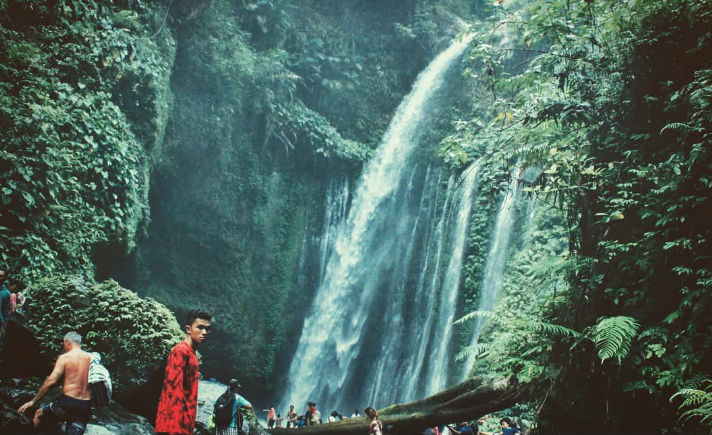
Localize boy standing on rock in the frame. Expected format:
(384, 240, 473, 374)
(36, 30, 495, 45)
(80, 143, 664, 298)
(154, 310, 211, 435)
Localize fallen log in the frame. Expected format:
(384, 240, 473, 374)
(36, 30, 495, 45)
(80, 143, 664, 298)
(265, 377, 525, 435)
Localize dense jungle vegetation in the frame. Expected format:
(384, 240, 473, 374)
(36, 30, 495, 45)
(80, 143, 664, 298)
(449, 0, 712, 433)
(1, 0, 711, 433)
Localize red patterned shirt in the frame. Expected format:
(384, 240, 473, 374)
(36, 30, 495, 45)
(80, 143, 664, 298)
(155, 341, 199, 434)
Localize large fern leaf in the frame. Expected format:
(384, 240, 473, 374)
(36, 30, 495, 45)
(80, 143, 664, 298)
(671, 379, 712, 427)
(593, 316, 640, 363)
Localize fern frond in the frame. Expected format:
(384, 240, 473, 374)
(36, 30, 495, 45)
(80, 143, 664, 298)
(530, 320, 583, 338)
(683, 373, 710, 390)
(455, 343, 490, 362)
(673, 379, 712, 426)
(593, 316, 640, 363)
(454, 310, 497, 325)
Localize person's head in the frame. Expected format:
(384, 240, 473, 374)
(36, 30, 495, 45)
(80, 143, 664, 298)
(228, 378, 241, 391)
(0, 270, 6, 285)
(185, 310, 211, 346)
(63, 331, 82, 351)
(277, 413, 281, 418)
(331, 410, 339, 417)
(290, 405, 294, 410)
(364, 407, 378, 421)
(500, 418, 513, 428)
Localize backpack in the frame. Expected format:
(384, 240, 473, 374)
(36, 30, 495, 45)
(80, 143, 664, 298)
(88, 352, 112, 406)
(214, 393, 236, 428)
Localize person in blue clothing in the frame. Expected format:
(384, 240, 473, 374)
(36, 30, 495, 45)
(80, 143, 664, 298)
(0, 270, 12, 348)
(215, 379, 253, 435)
(499, 417, 521, 435)
(448, 421, 478, 435)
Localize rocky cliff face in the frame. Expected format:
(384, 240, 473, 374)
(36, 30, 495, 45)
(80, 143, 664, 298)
(1, 0, 474, 405)
(100, 0, 470, 400)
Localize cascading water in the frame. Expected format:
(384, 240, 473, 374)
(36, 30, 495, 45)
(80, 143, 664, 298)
(280, 36, 473, 413)
(461, 174, 521, 378)
(425, 162, 481, 394)
(318, 179, 350, 282)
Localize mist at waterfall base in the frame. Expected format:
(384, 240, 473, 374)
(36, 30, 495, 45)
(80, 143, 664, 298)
(277, 36, 491, 415)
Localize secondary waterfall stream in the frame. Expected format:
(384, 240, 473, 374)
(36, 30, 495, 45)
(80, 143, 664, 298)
(280, 36, 474, 413)
(461, 175, 521, 377)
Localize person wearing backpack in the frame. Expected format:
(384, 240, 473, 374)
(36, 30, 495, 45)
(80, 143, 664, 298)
(17, 331, 92, 435)
(214, 379, 252, 435)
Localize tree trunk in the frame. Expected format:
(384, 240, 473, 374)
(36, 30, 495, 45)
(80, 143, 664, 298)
(265, 377, 525, 435)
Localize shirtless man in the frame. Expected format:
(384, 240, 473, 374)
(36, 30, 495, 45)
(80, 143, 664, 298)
(18, 331, 92, 435)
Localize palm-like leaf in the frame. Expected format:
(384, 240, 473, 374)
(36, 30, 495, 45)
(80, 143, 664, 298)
(593, 316, 640, 363)
(671, 379, 712, 427)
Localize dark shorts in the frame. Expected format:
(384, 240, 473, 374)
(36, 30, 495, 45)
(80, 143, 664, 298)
(42, 394, 91, 435)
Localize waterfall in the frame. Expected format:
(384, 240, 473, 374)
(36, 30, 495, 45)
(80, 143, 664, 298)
(425, 162, 481, 394)
(318, 179, 350, 283)
(461, 174, 521, 377)
(399, 174, 456, 400)
(280, 36, 472, 413)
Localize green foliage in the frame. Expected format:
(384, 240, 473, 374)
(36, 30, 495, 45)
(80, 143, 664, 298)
(271, 102, 371, 161)
(593, 316, 640, 364)
(0, 0, 176, 280)
(449, 0, 712, 431)
(24, 275, 183, 399)
(671, 377, 712, 432)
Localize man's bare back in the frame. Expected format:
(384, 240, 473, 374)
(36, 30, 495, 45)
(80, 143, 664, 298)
(17, 332, 93, 432)
(59, 348, 91, 400)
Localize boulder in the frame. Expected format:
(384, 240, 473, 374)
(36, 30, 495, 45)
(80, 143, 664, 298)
(0, 402, 33, 435)
(85, 402, 155, 435)
(0, 314, 49, 379)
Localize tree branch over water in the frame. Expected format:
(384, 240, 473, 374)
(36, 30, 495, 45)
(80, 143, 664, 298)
(265, 377, 525, 435)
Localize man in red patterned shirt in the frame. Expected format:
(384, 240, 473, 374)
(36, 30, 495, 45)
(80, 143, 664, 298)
(155, 310, 212, 435)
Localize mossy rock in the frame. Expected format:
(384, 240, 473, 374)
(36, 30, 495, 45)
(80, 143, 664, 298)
(23, 276, 183, 400)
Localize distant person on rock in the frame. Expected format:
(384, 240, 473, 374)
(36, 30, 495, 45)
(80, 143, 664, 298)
(15, 286, 25, 313)
(313, 403, 322, 425)
(448, 421, 478, 435)
(351, 408, 360, 418)
(364, 407, 382, 435)
(0, 270, 12, 347)
(276, 413, 283, 427)
(499, 417, 521, 435)
(304, 401, 322, 425)
(155, 309, 211, 435)
(213, 378, 252, 435)
(17, 331, 92, 435)
(263, 404, 276, 428)
(286, 404, 297, 427)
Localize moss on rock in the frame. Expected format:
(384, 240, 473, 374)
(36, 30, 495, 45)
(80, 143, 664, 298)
(23, 276, 183, 400)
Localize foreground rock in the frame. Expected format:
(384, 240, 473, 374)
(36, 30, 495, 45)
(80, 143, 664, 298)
(0, 381, 153, 435)
(267, 377, 524, 435)
(86, 403, 155, 435)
